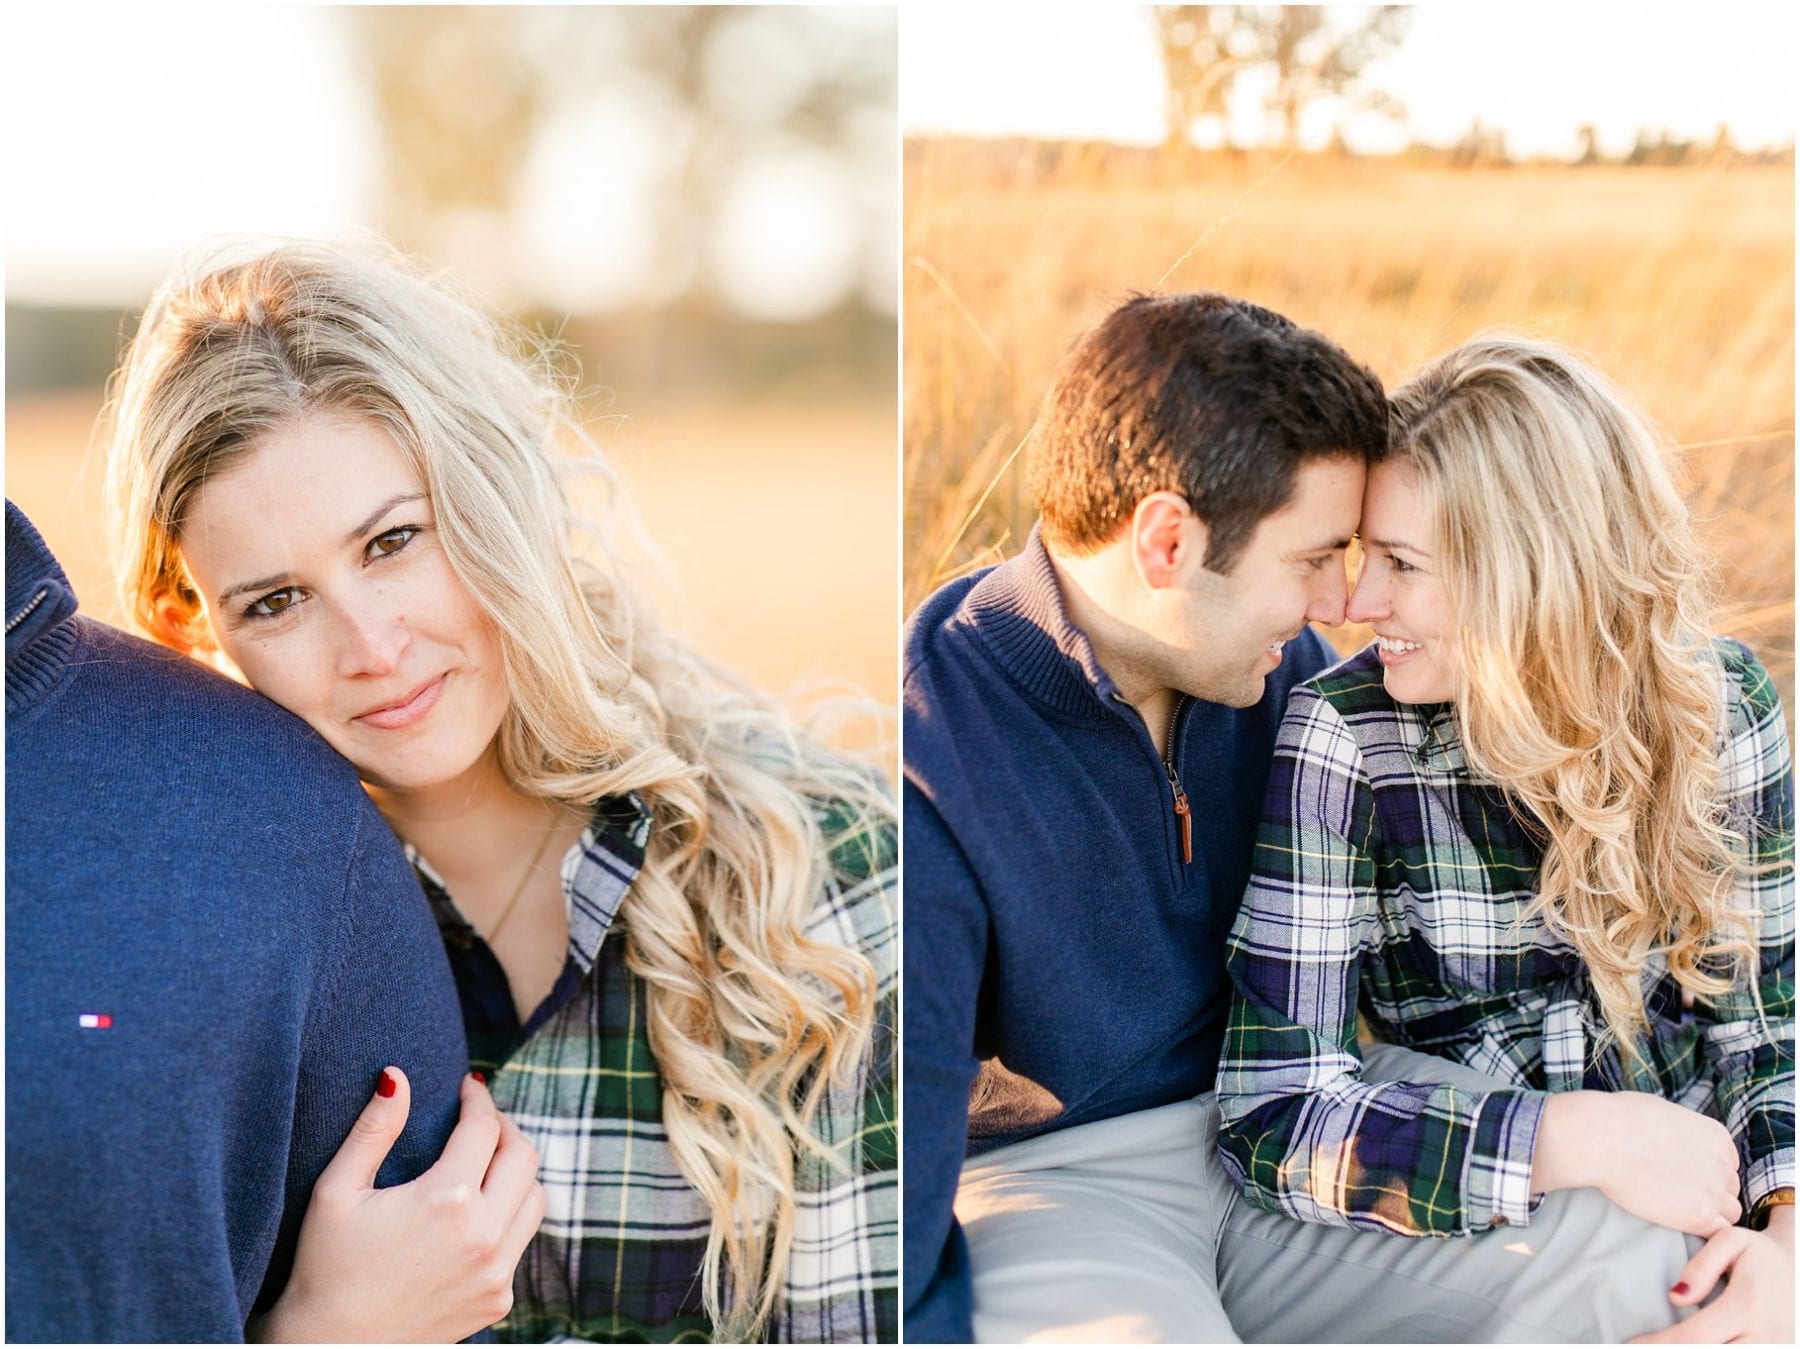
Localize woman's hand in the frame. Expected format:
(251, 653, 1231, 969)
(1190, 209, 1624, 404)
(1531, 1091, 1741, 1236)
(1628, 1207, 1794, 1343)
(251, 1068, 547, 1343)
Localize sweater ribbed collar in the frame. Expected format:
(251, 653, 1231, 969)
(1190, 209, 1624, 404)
(962, 524, 1126, 720)
(6, 502, 80, 717)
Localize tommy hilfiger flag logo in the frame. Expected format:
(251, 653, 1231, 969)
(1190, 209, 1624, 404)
(78, 1014, 113, 1029)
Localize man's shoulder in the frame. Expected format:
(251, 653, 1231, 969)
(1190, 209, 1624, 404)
(902, 563, 1019, 752)
(61, 617, 369, 799)
(903, 565, 996, 688)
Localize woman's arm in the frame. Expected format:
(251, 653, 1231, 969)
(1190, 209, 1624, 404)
(1697, 643, 1795, 1215)
(1215, 685, 1548, 1236)
(774, 800, 899, 1343)
(251, 1070, 546, 1343)
(1623, 645, 1798, 1344)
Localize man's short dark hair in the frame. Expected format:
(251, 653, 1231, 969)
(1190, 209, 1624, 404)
(1027, 292, 1387, 572)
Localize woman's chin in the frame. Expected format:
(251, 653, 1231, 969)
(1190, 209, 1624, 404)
(1381, 664, 1454, 706)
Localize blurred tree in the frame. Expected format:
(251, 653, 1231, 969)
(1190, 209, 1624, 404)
(1626, 127, 1694, 166)
(1704, 123, 1737, 165)
(1153, 6, 1410, 151)
(1575, 123, 1602, 165)
(1448, 116, 1509, 169)
(345, 6, 894, 318)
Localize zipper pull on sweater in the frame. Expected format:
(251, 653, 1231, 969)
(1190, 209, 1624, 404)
(1171, 785, 1192, 864)
(1163, 693, 1192, 865)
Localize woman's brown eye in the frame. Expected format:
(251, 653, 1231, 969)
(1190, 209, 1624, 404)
(370, 527, 418, 558)
(245, 587, 299, 619)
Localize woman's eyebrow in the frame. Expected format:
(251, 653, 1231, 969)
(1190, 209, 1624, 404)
(341, 492, 428, 546)
(218, 571, 291, 606)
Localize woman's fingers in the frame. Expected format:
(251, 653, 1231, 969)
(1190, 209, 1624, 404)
(497, 1160, 550, 1267)
(314, 1066, 411, 1198)
(481, 1109, 543, 1207)
(1629, 1297, 1741, 1344)
(1670, 1226, 1750, 1305)
(431, 1072, 505, 1180)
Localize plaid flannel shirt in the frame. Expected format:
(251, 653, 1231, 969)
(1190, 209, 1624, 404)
(1217, 640, 1794, 1238)
(413, 792, 898, 1342)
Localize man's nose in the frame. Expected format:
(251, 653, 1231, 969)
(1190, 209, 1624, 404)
(334, 602, 410, 679)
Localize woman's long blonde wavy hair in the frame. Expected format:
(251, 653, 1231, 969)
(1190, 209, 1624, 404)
(104, 239, 886, 1337)
(1386, 334, 1755, 1067)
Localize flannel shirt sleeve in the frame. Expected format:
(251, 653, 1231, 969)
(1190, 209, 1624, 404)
(1215, 684, 1546, 1236)
(773, 801, 899, 1344)
(1700, 642, 1795, 1211)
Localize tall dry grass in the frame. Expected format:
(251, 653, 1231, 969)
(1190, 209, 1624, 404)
(904, 139, 1795, 726)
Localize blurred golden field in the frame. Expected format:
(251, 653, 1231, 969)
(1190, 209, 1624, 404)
(904, 140, 1795, 721)
(7, 389, 897, 764)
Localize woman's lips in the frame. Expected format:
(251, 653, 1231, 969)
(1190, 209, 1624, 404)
(354, 674, 446, 731)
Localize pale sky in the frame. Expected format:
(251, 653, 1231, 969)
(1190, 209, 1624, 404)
(902, 5, 1798, 158)
(7, 5, 1792, 308)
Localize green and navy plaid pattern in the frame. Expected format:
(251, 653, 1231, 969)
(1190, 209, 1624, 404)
(1217, 639, 1794, 1238)
(414, 793, 898, 1342)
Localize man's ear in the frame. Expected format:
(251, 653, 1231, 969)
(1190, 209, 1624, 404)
(1129, 491, 1205, 590)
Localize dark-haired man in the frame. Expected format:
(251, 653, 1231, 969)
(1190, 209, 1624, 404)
(902, 295, 1694, 1342)
(5, 500, 534, 1341)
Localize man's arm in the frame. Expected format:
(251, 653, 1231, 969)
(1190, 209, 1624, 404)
(902, 783, 988, 1343)
(259, 794, 470, 1316)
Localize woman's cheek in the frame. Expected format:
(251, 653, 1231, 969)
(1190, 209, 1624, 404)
(232, 637, 316, 719)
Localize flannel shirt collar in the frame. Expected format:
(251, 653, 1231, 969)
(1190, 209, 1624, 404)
(407, 791, 653, 975)
(1330, 645, 1466, 774)
(1411, 702, 1466, 773)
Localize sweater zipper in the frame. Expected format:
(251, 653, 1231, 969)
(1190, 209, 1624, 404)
(6, 587, 49, 636)
(1163, 694, 1192, 865)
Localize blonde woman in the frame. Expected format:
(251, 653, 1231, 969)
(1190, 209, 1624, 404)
(106, 240, 897, 1343)
(1216, 336, 1793, 1341)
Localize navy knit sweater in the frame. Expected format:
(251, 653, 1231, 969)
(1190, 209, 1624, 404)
(5, 502, 470, 1342)
(901, 528, 1333, 1343)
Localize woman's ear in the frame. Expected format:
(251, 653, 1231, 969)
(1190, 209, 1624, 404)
(148, 591, 212, 656)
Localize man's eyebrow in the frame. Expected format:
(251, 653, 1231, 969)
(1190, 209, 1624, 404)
(1291, 535, 1354, 556)
(342, 492, 428, 547)
(1366, 535, 1431, 556)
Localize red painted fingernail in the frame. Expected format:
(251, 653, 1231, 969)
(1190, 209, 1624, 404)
(471, 1071, 486, 1085)
(378, 1070, 397, 1098)
(1671, 1281, 1689, 1296)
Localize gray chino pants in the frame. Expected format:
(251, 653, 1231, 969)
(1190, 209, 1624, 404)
(954, 1044, 1698, 1343)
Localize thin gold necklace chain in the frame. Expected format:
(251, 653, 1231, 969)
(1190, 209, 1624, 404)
(484, 821, 560, 946)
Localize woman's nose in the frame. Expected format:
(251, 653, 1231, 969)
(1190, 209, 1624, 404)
(1304, 558, 1349, 628)
(334, 603, 410, 679)
(1345, 563, 1388, 627)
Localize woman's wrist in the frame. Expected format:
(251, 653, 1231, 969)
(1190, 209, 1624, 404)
(1528, 1090, 1609, 1194)
(1759, 1199, 1794, 1251)
(248, 1285, 326, 1344)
